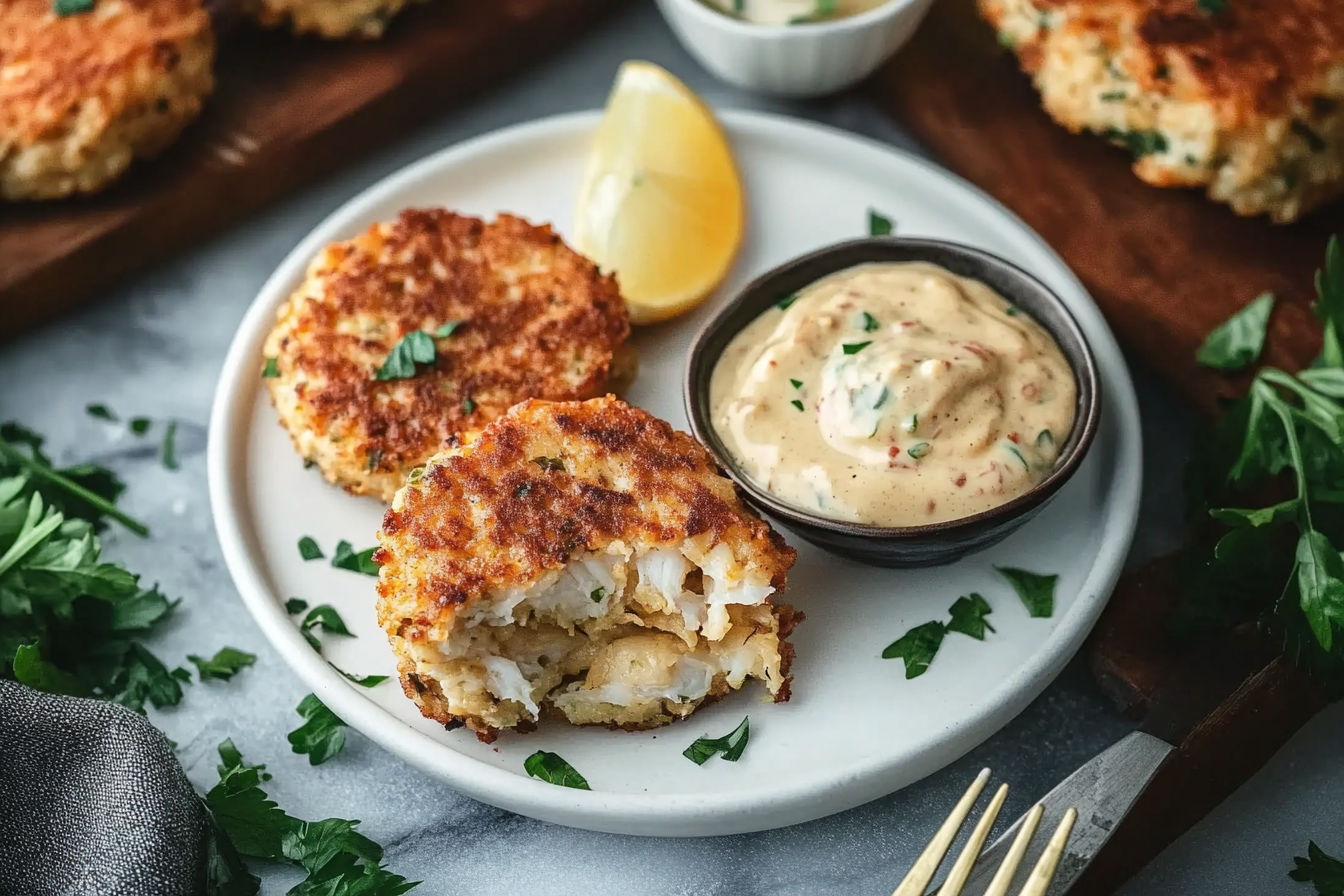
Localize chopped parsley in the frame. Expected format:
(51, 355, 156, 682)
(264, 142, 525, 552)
(285, 597, 309, 615)
(946, 594, 996, 640)
(1196, 292, 1274, 370)
(790, 379, 804, 389)
(1196, 0, 1226, 13)
(842, 341, 872, 355)
(905, 414, 918, 434)
(161, 421, 179, 471)
(462, 396, 476, 415)
(1290, 841, 1344, 894)
(334, 665, 389, 688)
(1004, 304, 1020, 316)
(532, 456, 565, 472)
(130, 417, 152, 436)
(86, 404, 117, 422)
(434, 321, 462, 338)
(791, 399, 805, 412)
(53, 0, 95, 15)
(1099, 91, 1127, 102)
(996, 567, 1058, 618)
(524, 751, 590, 789)
(776, 293, 799, 311)
(407, 465, 425, 485)
(1102, 127, 1169, 159)
(188, 647, 256, 682)
(297, 536, 323, 560)
(331, 540, 379, 576)
(374, 331, 436, 381)
(288, 694, 348, 765)
(261, 356, 280, 378)
(683, 716, 750, 764)
(1006, 444, 1029, 470)
(591, 587, 606, 603)
(907, 442, 931, 460)
(868, 209, 894, 237)
(882, 621, 947, 679)
(861, 312, 880, 332)
(297, 604, 355, 653)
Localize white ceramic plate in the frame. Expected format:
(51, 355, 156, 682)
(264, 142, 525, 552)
(208, 110, 1142, 837)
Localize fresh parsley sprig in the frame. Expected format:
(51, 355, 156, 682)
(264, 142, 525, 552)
(683, 716, 750, 765)
(1291, 840, 1344, 895)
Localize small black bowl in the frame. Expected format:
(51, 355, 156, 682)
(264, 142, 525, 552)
(685, 237, 1101, 568)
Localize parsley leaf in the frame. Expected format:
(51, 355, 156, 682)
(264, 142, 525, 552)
(288, 694, 348, 765)
(331, 541, 379, 576)
(161, 421, 179, 471)
(333, 665, 389, 688)
(591, 587, 605, 603)
(13, 642, 88, 695)
(868, 209, 894, 236)
(524, 750, 591, 789)
(946, 593, 996, 640)
(861, 311, 880, 332)
(881, 621, 947, 678)
(130, 417, 152, 437)
(86, 404, 117, 422)
(776, 293, 799, 311)
(0, 428, 145, 535)
(996, 567, 1057, 618)
(1103, 127, 1168, 159)
(189, 647, 257, 682)
(683, 716, 750, 765)
(462, 397, 476, 415)
(842, 341, 872, 355)
(1291, 841, 1344, 895)
(791, 399, 805, 411)
(286, 597, 309, 615)
(53, 0, 95, 15)
(1196, 292, 1274, 371)
(907, 442, 931, 460)
(262, 357, 280, 378)
(374, 331, 436, 381)
(298, 536, 324, 561)
(434, 321, 461, 338)
(299, 604, 355, 652)
(1315, 236, 1344, 367)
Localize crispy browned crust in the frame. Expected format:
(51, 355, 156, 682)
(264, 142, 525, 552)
(265, 210, 632, 499)
(376, 396, 795, 632)
(1010, 0, 1344, 119)
(0, 0, 212, 148)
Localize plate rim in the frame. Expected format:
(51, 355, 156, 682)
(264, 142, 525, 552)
(207, 108, 1143, 836)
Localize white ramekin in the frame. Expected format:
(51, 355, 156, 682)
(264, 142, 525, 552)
(654, 0, 937, 98)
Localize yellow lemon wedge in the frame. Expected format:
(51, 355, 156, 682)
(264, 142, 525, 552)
(574, 61, 744, 325)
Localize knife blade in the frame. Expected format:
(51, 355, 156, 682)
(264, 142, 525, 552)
(952, 731, 1175, 896)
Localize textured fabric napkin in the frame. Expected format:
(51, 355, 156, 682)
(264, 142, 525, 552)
(0, 680, 208, 896)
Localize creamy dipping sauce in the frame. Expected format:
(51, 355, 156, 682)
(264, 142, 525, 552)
(702, 0, 889, 26)
(709, 262, 1077, 527)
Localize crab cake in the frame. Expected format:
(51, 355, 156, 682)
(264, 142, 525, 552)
(980, 0, 1344, 222)
(375, 396, 802, 743)
(240, 0, 418, 38)
(0, 0, 214, 202)
(264, 210, 634, 502)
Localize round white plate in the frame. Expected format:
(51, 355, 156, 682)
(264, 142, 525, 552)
(209, 110, 1142, 837)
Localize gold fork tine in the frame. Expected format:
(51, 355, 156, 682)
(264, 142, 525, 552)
(1015, 807, 1078, 896)
(937, 783, 1010, 896)
(981, 803, 1045, 896)
(890, 768, 992, 896)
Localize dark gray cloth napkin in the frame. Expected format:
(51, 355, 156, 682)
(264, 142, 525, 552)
(0, 680, 208, 896)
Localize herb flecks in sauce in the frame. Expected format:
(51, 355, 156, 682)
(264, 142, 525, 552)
(710, 263, 1076, 526)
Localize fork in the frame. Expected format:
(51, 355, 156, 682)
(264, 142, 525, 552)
(891, 768, 1077, 896)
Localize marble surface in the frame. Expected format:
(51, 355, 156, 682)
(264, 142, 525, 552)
(3, 4, 1340, 893)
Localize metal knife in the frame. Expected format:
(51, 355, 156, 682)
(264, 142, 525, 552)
(952, 731, 1175, 896)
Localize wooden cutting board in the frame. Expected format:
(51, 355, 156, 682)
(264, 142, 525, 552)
(0, 0, 623, 339)
(874, 1, 1337, 889)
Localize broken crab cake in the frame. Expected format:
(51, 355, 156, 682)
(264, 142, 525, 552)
(375, 396, 802, 742)
(263, 209, 634, 502)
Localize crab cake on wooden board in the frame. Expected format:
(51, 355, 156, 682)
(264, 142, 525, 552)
(240, 0, 419, 38)
(0, 0, 214, 201)
(375, 396, 802, 743)
(979, 0, 1344, 223)
(263, 209, 635, 503)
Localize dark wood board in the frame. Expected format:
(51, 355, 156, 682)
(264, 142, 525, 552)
(873, 0, 1337, 889)
(0, 0, 624, 339)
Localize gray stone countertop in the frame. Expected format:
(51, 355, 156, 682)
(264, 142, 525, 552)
(2, 3, 1339, 893)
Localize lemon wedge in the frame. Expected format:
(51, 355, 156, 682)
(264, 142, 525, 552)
(574, 61, 744, 325)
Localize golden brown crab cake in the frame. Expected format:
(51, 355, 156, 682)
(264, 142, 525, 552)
(240, 0, 418, 38)
(979, 0, 1344, 222)
(263, 210, 635, 503)
(0, 0, 214, 201)
(375, 396, 802, 743)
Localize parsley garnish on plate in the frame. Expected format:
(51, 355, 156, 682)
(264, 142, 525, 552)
(996, 567, 1057, 618)
(333, 665, 389, 688)
(842, 341, 872, 355)
(791, 399, 805, 412)
(285, 597, 309, 615)
(790, 379, 803, 389)
(524, 751, 591, 789)
(189, 647, 257, 682)
(331, 540, 379, 576)
(297, 604, 355, 652)
(1290, 841, 1344, 895)
(374, 331, 436, 381)
(288, 694, 348, 765)
(204, 739, 419, 895)
(129, 417, 152, 437)
(86, 403, 117, 422)
(1196, 292, 1275, 370)
(946, 593, 996, 640)
(882, 621, 946, 679)
(161, 421, 179, 471)
(683, 716, 750, 765)
(868, 209, 894, 236)
(298, 536, 323, 561)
